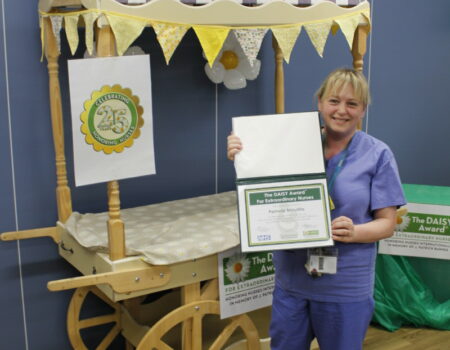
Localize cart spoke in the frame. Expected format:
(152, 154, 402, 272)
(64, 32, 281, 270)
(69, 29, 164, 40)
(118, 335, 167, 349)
(96, 323, 121, 350)
(79, 314, 118, 329)
(153, 340, 173, 350)
(209, 318, 240, 350)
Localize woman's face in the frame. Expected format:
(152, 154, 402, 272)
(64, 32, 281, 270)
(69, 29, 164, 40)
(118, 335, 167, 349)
(318, 83, 366, 140)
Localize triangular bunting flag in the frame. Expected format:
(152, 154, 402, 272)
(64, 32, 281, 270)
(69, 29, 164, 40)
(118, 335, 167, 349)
(271, 25, 302, 64)
(64, 15, 80, 55)
(106, 14, 146, 56)
(193, 26, 230, 67)
(152, 23, 190, 65)
(304, 20, 332, 58)
(335, 14, 361, 50)
(50, 15, 63, 53)
(233, 28, 267, 66)
(82, 12, 100, 56)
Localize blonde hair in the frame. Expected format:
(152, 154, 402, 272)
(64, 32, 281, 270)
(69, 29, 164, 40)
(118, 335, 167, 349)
(316, 68, 371, 107)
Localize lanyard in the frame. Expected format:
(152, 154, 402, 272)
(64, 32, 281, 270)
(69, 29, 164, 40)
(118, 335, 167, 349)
(326, 136, 353, 193)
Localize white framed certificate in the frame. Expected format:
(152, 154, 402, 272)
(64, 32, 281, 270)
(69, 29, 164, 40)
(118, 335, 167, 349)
(233, 112, 333, 252)
(237, 176, 333, 252)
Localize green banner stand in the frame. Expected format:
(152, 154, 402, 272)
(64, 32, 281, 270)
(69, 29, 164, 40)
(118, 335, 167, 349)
(373, 184, 450, 331)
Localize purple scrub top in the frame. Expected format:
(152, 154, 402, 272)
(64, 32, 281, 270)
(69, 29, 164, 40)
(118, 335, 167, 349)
(273, 131, 406, 303)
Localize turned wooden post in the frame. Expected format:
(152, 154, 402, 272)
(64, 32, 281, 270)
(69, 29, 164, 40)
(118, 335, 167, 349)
(351, 24, 369, 73)
(44, 18, 73, 223)
(352, 24, 369, 130)
(272, 36, 285, 114)
(106, 181, 126, 260)
(96, 25, 126, 261)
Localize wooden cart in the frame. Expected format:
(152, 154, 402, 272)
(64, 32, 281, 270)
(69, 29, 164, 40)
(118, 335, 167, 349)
(1, 0, 370, 348)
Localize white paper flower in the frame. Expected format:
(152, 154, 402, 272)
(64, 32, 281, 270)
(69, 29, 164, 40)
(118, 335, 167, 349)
(225, 253, 251, 283)
(204, 34, 261, 90)
(396, 207, 410, 232)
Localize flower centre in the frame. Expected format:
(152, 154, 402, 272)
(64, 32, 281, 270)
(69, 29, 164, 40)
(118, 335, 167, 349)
(220, 51, 239, 70)
(233, 263, 243, 273)
(397, 216, 403, 225)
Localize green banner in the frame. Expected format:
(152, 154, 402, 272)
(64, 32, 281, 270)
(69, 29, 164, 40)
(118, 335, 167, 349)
(403, 184, 450, 206)
(405, 212, 450, 236)
(249, 188, 321, 205)
(223, 251, 274, 285)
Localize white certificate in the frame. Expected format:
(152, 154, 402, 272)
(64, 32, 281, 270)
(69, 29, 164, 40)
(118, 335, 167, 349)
(233, 112, 324, 179)
(237, 177, 333, 252)
(233, 112, 333, 252)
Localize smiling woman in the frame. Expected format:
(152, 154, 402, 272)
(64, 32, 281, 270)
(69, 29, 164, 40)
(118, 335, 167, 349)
(317, 68, 370, 155)
(227, 67, 406, 350)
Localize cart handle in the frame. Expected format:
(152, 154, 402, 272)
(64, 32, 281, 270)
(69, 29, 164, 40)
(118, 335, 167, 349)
(1, 226, 60, 244)
(47, 265, 171, 293)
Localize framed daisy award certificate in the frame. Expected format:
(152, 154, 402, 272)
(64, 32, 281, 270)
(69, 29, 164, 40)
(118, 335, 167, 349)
(233, 112, 333, 252)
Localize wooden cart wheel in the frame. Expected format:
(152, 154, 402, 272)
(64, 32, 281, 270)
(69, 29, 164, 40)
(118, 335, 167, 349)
(67, 286, 122, 350)
(136, 300, 260, 350)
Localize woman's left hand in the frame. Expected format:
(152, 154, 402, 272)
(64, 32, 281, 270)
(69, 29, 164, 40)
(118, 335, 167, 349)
(331, 216, 355, 242)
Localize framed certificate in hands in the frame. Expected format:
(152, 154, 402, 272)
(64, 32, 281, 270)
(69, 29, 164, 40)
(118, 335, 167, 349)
(233, 112, 333, 252)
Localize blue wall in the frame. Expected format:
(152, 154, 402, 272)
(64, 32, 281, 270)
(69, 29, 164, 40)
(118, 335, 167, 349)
(1, 0, 449, 348)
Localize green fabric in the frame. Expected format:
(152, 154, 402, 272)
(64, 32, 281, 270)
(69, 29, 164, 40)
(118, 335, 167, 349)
(373, 254, 450, 331)
(403, 183, 450, 206)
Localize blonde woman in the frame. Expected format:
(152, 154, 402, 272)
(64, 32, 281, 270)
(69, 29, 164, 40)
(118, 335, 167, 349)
(227, 68, 405, 350)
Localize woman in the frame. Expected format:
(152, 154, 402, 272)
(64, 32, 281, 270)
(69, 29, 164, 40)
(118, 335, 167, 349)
(227, 68, 405, 350)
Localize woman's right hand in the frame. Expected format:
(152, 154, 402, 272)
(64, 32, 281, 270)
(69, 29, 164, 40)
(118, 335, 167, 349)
(227, 133, 242, 161)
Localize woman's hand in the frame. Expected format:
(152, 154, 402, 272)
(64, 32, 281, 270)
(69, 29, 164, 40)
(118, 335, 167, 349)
(331, 207, 397, 243)
(227, 133, 242, 161)
(331, 216, 355, 243)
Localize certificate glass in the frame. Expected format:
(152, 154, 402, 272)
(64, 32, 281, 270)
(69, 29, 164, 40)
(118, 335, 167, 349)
(233, 112, 333, 252)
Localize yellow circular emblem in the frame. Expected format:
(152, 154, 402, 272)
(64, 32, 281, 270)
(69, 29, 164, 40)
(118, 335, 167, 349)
(81, 85, 144, 154)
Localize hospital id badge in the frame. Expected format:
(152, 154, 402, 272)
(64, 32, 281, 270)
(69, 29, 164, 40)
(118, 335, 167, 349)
(305, 247, 338, 276)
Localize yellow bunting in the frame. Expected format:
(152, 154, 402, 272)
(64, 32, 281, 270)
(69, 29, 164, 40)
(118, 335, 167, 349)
(193, 26, 230, 68)
(304, 20, 332, 58)
(64, 15, 80, 55)
(82, 12, 100, 56)
(152, 23, 190, 65)
(233, 28, 267, 66)
(335, 14, 361, 50)
(271, 25, 302, 64)
(50, 16, 63, 53)
(39, 7, 371, 63)
(106, 14, 146, 56)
